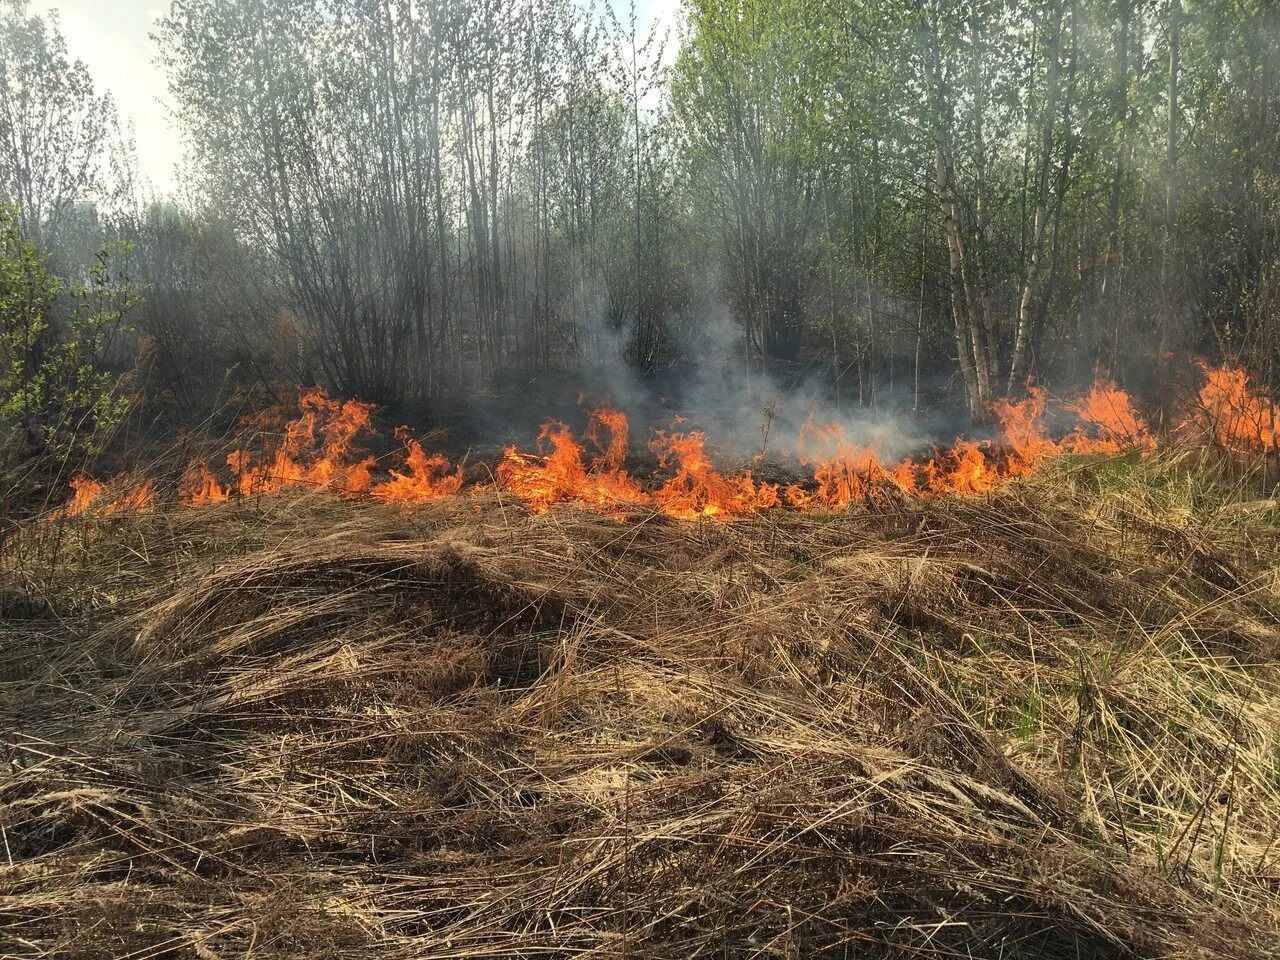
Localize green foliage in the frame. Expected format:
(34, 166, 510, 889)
(0, 204, 139, 470)
(5, 0, 1274, 412)
(671, 0, 826, 361)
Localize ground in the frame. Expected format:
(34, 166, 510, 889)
(2, 454, 1279, 959)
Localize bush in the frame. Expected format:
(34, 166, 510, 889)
(0, 204, 140, 485)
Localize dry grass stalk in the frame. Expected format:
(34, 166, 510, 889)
(2, 457, 1278, 958)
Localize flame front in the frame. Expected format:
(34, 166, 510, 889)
(650, 430, 778, 519)
(927, 440, 998, 495)
(227, 387, 377, 497)
(1194, 361, 1278, 451)
(180, 461, 230, 506)
(1068, 379, 1155, 453)
(498, 409, 647, 514)
(993, 385, 1058, 474)
(370, 428, 464, 503)
(785, 419, 917, 508)
(59, 473, 155, 517)
(55, 364, 1276, 522)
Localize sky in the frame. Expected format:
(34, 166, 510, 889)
(28, 0, 683, 195)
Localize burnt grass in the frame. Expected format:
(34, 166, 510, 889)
(2, 455, 1279, 959)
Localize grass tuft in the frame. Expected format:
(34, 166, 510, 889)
(2, 468, 1278, 958)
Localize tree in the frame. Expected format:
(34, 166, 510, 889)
(673, 0, 822, 368)
(1008, 0, 1067, 391)
(1159, 0, 1181, 355)
(0, 203, 138, 468)
(135, 0, 1280, 421)
(0, 0, 115, 244)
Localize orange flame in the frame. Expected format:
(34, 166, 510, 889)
(498, 408, 648, 514)
(59, 473, 155, 517)
(1067, 379, 1154, 453)
(992, 384, 1059, 474)
(62, 473, 105, 516)
(227, 387, 377, 497)
(62, 366, 1271, 522)
(785, 419, 917, 508)
(370, 428, 464, 503)
(926, 440, 999, 495)
(1192, 361, 1278, 452)
(179, 461, 230, 506)
(649, 429, 778, 519)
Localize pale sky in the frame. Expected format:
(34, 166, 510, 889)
(29, 0, 683, 195)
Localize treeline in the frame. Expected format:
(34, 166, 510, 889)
(672, 0, 1280, 417)
(3, 0, 1280, 432)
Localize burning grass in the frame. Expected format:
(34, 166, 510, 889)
(46, 361, 1280, 525)
(2, 454, 1279, 958)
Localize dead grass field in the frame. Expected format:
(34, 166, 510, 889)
(2, 453, 1279, 959)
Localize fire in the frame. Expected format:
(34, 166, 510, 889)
(62, 473, 104, 516)
(785, 419, 917, 508)
(370, 428, 464, 503)
(649, 430, 778, 519)
(179, 461, 230, 506)
(926, 440, 999, 495)
(498, 421, 589, 513)
(1068, 379, 1154, 453)
(176, 387, 462, 507)
(55, 364, 1274, 523)
(992, 384, 1059, 474)
(59, 473, 155, 517)
(584, 407, 630, 473)
(227, 388, 377, 496)
(497, 408, 647, 514)
(1192, 361, 1278, 452)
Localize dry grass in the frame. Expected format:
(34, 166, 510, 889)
(2, 453, 1279, 959)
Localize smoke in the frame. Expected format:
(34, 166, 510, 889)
(561, 274, 935, 468)
(432, 261, 960, 474)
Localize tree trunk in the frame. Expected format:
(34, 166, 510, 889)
(1098, 0, 1132, 358)
(1009, 0, 1066, 393)
(1159, 0, 1181, 355)
(922, 10, 984, 419)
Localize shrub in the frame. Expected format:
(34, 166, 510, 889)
(0, 203, 140, 483)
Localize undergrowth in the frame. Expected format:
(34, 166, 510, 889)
(1, 453, 1278, 959)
